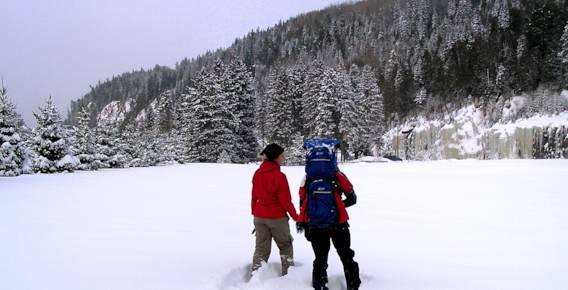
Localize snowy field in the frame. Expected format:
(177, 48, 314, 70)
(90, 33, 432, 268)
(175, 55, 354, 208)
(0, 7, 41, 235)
(1, 160, 567, 290)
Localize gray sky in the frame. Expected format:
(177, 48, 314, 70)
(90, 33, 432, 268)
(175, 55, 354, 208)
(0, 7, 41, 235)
(1, 0, 348, 126)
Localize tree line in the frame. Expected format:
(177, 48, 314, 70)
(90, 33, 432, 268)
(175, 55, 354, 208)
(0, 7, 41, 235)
(0, 56, 386, 176)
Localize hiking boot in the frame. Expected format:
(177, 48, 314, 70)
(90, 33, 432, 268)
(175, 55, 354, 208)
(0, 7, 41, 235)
(281, 255, 294, 276)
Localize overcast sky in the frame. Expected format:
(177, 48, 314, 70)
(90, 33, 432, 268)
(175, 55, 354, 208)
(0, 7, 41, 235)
(1, 0, 348, 126)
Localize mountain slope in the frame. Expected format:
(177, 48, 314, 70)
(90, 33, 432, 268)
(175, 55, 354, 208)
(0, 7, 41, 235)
(67, 0, 567, 127)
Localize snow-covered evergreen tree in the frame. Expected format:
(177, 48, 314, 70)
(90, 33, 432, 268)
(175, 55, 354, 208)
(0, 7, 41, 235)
(286, 133, 306, 165)
(517, 35, 528, 61)
(302, 60, 326, 136)
(265, 69, 295, 147)
(177, 86, 198, 161)
(253, 85, 269, 148)
(186, 71, 212, 162)
(415, 87, 428, 105)
(188, 60, 239, 162)
(118, 124, 141, 167)
(360, 65, 385, 156)
(496, 63, 508, 94)
(287, 64, 306, 135)
(96, 121, 125, 168)
(471, 7, 486, 37)
(217, 150, 232, 163)
(0, 85, 25, 176)
(493, 0, 510, 30)
(73, 107, 102, 170)
(224, 58, 257, 162)
(313, 67, 338, 137)
(31, 97, 77, 173)
(340, 65, 365, 159)
(155, 89, 177, 133)
(560, 23, 568, 87)
(138, 130, 161, 167)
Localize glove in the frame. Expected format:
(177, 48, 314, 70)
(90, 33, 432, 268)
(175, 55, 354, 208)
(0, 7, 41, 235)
(343, 191, 357, 207)
(296, 222, 305, 234)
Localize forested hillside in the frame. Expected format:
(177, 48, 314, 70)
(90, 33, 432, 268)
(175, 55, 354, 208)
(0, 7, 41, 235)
(28, 0, 568, 169)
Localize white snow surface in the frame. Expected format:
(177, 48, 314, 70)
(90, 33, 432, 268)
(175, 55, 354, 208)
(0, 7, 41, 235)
(1, 160, 567, 290)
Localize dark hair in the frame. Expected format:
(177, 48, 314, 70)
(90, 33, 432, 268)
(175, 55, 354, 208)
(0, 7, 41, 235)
(261, 143, 284, 161)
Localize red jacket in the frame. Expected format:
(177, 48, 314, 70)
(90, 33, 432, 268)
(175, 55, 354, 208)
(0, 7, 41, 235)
(251, 160, 298, 220)
(298, 171, 354, 225)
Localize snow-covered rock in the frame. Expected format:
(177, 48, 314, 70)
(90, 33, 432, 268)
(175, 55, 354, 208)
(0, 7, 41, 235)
(97, 99, 135, 126)
(383, 98, 568, 160)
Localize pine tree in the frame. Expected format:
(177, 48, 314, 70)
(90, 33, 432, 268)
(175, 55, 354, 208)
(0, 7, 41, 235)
(118, 124, 141, 167)
(186, 70, 213, 162)
(286, 133, 306, 165)
(560, 23, 568, 88)
(253, 83, 269, 147)
(265, 69, 295, 147)
(188, 60, 239, 162)
(496, 63, 508, 94)
(471, 7, 486, 37)
(340, 65, 365, 159)
(138, 129, 160, 166)
(224, 58, 257, 162)
(414, 87, 428, 105)
(493, 0, 510, 30)
(287, 65, 306, 135)
(177, 86, 198, 161)
(74, 107, 101, 170)
(155, 89, 176, 133)
(313, 67, 338, 137)
(0, 85, 25, 176)
(31, 96, 77, 173)
(96, 121, 125, 168)
(302, 60, 325, 136)
(517, 35, 528, 60)
(360, 66, 385, 156)
(454, 0, 473, 43)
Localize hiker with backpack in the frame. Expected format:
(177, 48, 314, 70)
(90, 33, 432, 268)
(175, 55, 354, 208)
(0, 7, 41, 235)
(250, 143, 299, 276)
(297, 138, 361, 290)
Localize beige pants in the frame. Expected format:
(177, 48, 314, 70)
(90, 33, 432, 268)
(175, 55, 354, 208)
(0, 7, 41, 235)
(252, 217, 294, 275)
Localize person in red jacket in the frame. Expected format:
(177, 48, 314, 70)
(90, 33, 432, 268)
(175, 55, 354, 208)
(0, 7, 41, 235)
(251, 143, 298, 276)
(298, 170, 360, 290)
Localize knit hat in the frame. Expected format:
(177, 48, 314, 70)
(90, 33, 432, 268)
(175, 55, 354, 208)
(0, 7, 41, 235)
(261, 143, 284, 161)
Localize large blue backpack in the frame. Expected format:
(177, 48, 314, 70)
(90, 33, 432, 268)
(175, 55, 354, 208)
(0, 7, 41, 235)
(304, 138, 340, 229)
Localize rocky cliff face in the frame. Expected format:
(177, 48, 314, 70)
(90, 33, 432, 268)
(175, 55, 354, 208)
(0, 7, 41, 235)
(383, 92, 568, 160)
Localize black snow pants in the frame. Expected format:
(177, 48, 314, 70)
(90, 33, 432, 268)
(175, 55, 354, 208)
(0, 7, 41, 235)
(308, 223, 361, 289)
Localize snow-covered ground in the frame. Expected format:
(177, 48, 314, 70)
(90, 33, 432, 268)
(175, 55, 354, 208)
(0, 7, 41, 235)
(1, 160, 567, 290)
